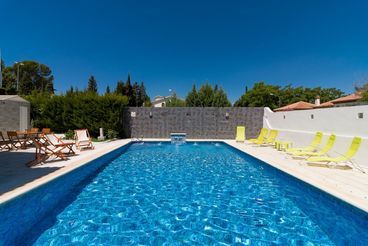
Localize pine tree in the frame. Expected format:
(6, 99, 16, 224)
(139, 82, 149, 106)
(105, 85, 111, 94)
(66, 86, 74, 96)
(131, 82, 140, 106)
(185, 84, 199, 106)
(87, 75, 98, 93)
(197, 82, 214, 107)
(125, 75, 134, 105)
(213, 87, 231, 107)
(115, 80, 125, 95)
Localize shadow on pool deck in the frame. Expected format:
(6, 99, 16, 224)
(0, 150, 62, 195)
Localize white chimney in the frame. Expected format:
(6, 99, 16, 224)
(315, 95, 320, 106)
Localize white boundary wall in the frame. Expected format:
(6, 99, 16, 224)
(263, 105, 368, 169)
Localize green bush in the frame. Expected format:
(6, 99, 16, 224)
(25, 92, 129, 138)
(107, 129, 118, 139)
(64, 129, 75, 140)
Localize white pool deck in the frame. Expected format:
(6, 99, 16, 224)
(0, 138, 367, 213)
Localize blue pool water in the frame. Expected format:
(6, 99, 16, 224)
(1, 142, 368, 245)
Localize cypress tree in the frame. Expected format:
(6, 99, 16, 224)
(105, 85, 111, 94)
(131, 82, 140, 106)
(115, 80, 125, 95)
(125, 75, 133, 105)
(197, 82, 214, 107)
(185, 84, 198, 107)
(213, 87, 231, 107)
(139, 82, 148, 106)
(87, 75, 98, 93)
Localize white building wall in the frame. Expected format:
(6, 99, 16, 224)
(153, 101, 165, 108)
(263, 105, 368, 169)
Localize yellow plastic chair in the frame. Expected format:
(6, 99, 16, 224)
(307, 137, 362, 168)
(254, 129, 279, 145)
(292, 134, 336, 159)
(286, 131, 323, 154)
(249, 128, 268, 143)
(235, 126, 246, 142)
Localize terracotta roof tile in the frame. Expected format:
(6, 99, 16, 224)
(274, 101, 315, 112)
(329, 93, 362, 104)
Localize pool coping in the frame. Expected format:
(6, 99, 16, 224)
(1, 138, 367, 214)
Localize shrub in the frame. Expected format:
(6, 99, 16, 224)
(64, 129, 75, 140)
(107, 129, 118, 139)
(25, 92, 129, 137)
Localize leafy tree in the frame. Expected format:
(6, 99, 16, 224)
(11, 61, 55, 95)
(1, 66, 17, 94)
(355, 81, 368, 101)
(166, 92, 186, 107)
(363, 91, 368, 101)
(234, 81, 345, 109)
(87, 75, 98, 93)
(234, 82, 280, 108)
(144, 100, 153, 107)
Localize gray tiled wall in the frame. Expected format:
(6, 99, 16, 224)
(0, 101, 30, 133)
(122, 107, 264, 139)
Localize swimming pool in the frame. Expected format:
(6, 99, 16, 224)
(1, 142, 367, 245)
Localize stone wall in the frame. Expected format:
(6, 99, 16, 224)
(122, 107, 264, 139)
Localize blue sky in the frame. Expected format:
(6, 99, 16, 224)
(1, 0, 368, 102)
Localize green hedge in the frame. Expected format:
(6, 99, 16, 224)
(25, 92, 129, 137)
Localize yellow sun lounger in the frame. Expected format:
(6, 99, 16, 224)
(292, 134, 336, 159)
(249, 128, 268, 143)
(235, 126, 246, 142)
(307, 137, 362, 168)
(253, 129, 279, 145)
(286, 131, 323, 154)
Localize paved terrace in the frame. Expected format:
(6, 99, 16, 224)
(0, 139, 131, 203)
(0, 139, 367, 213)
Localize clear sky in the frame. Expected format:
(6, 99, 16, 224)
(1, 0, 368, 102)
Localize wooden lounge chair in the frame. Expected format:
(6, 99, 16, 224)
(292, 134, 336, 159)
(286, 131, 323, 154)
(249, 128, 268, 143)
(0, 132, 12, 151)
(7, 131, 28, 150)
(29, 128, 39, 133)
(307, 137, 362, 169)
(41, 128, 51, 134)
(235, 126, 246, 142)
(44, 133, 75, 155)
(253, 129, 279, 146)
(30, 138, 69, 165)
(74, 129, 94, 150)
